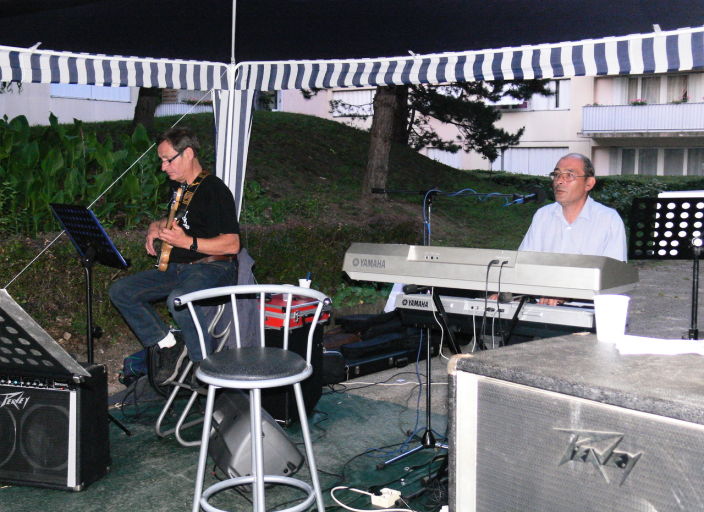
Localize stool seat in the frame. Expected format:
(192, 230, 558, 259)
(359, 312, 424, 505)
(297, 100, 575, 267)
(199, 346, 308, 382)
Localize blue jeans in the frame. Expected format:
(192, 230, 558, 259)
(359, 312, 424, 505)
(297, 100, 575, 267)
(108, 260, 237, 362)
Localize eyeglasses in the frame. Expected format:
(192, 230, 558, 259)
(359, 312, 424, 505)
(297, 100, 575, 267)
(161, 150, 183, 165)
(549, 171, 588, 182)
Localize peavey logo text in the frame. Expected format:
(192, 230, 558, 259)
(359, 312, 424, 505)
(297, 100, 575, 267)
(0, 391, 30, 410)
(555, 428, 642, 485)
(352, 257, 386, 269)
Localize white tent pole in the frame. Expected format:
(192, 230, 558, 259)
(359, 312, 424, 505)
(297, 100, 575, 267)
(231, 0, 237, 64)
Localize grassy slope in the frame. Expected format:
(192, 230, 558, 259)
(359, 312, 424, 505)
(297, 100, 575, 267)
(244, 110, 540, 249)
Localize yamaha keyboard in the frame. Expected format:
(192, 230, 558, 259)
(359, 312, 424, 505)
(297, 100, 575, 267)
(343, 243, 638, 300)
(395, 293, 595, 330)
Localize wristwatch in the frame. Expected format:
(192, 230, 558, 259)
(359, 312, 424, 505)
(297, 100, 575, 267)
(190, 237, 198, 252)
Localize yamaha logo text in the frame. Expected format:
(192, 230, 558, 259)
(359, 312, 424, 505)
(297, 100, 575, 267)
(352, 257, 386, 269)
(402, 298, 430, 309)
(0, 391, 30, 410)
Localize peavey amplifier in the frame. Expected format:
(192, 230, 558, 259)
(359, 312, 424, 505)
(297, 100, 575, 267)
(0, 365, 110, 491)
(0, 289, 110, 490)
(449, 335, 704, 512)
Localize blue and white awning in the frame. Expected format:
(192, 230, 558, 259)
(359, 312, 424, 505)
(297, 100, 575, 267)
(2, 25, 703, 91)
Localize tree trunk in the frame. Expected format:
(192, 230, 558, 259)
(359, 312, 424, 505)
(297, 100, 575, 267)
(391, 86, 409, 144)
(132, 87, 161, 132)
(362, 86, 402, 202)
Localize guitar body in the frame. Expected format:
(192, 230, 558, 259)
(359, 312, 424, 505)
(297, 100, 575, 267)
(157, 186, 185, 272)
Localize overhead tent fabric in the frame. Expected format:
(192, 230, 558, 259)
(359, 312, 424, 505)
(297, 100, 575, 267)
(1, 25, 704, 213)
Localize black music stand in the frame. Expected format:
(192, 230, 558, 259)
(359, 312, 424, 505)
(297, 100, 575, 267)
(51, 203, 131, 435)
(629, 196, 704, 339)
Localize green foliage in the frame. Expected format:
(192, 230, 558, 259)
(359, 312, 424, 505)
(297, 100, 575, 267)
(333, 282, 392, 308)
(243, 220, 418, 296)
(0, 115, 165, 236)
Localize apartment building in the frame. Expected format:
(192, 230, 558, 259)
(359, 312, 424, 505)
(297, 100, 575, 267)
(277, 71, 704, 177)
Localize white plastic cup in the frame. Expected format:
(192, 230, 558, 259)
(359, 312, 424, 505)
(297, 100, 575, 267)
(298, 279, 312, 288)
(593, 294, 630, 343)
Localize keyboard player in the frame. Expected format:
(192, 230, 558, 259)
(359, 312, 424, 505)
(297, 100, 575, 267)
(516, 153, 626, 306)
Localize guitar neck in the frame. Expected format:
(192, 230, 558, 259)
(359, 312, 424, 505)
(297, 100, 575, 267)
(157, 186, 184, 271)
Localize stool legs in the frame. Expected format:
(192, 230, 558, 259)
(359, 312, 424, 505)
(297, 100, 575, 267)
(293, 383, 325, 512)
(192, 383, 324, 512)
(250, 388, 266, 512)
(192, 385, 218, 512)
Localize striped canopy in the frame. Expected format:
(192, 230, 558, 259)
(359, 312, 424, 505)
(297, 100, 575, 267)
(2, 24, 704, 213)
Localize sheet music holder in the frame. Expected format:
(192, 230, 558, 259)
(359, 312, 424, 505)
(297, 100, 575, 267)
(50, 204, 129, 271)
(50, 203, 129, 364)
(629, 196, 704, 338)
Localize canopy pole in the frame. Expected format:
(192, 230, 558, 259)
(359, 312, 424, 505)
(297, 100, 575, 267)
(231, 0, 237, 64)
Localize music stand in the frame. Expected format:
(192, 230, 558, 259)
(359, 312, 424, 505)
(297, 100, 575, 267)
(629, 196, 704, 339)
(51, 203, 131, 435)
(0, 288, 91, 381)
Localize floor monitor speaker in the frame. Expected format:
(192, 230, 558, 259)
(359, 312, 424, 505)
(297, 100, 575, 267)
(209, 390, 303, 480)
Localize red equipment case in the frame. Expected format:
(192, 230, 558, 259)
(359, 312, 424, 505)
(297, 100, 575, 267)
(264, 294, 330, 330)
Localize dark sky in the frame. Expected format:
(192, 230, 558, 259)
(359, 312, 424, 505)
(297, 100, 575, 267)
(0, 0, 702, 62)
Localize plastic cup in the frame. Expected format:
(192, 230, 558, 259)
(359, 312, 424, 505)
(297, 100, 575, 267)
(593, 294, 630, 343)
(298, 279, 312, 288)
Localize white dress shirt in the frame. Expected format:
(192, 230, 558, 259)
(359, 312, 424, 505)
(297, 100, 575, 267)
(518, 196, 627, 261)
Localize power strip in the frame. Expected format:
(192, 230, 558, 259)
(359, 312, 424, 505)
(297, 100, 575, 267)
(371, 488, 402, 508)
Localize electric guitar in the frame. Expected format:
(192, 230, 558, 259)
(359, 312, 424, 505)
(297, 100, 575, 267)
(156, 185, 185, 271)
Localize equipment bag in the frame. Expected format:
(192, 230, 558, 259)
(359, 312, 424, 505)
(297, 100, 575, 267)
(118, 348, 148, 387)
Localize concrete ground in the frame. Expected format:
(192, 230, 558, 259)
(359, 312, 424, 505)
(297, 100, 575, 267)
(342, 259, 700, 416)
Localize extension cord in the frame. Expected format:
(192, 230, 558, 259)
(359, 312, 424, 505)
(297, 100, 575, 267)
(371, 488, 402, 508)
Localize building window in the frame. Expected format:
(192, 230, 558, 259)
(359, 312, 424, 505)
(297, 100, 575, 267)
(491, 147, 569, 175)
(331, 89, 375, 117)
(527, 80, 570, 111)
(688, 149, 704, 176)
(617, 147, 704, 175)
(625, 74, 689, 104)
(664, 149, 685, 176)
(639, 148, 658, 175)
(50, 84, 131, 102)
(621, 149, 636, 175)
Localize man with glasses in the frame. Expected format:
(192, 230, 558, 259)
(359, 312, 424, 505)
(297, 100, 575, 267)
(518, 153, 626, 305)
(109, 127, 240, 386)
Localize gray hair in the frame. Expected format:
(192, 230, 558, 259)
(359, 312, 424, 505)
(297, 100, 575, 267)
(157, 127, 200, 158)
(558, 153, 595, 177)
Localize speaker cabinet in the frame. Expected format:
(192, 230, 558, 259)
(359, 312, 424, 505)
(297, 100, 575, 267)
(450, 336, 704, 512)
(0, 364, 110, 491)
(209, 391, 303, 479)
(261, 326, 323, 426)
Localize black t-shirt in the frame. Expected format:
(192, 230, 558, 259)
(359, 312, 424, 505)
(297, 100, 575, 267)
(167, 174, 240, 264)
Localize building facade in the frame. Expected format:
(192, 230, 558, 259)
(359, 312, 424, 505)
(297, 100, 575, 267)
(0, 85, 211, 126)
(277, 71, 704, 177)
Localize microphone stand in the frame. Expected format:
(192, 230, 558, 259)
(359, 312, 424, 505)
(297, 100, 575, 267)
(373, 185, 542, 469)
(379, 189, 455, 469)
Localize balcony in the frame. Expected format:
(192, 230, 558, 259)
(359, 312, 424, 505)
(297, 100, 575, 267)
(582, 103, 704, 137)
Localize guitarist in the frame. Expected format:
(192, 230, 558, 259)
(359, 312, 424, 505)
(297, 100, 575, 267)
(109, 127, 240, 387)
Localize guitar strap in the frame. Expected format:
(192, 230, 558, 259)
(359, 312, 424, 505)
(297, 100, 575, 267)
(174, 171, 208, 221)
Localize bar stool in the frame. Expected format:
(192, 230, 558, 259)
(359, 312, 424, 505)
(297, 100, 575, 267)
(174, 284, 330, 512)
